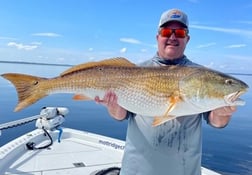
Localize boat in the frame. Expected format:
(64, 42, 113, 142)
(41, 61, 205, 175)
(0, 107, 221, 175)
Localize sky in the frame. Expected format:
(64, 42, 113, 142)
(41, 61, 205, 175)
(0, 0, 252, 73)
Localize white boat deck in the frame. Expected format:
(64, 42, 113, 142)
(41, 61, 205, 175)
(0, 128, 221, 175)
(0, 128, 124, 175)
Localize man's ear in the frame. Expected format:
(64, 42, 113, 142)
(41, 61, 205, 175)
(186, 35, 190, 43)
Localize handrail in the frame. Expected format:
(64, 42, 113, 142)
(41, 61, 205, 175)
(0, 114, 46, 131)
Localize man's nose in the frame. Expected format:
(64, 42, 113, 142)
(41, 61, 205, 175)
(169, 33, 176, 39)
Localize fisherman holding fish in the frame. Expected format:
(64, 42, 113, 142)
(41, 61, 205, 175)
(2, 8, 248, 175)
(95, 9, 239, 175)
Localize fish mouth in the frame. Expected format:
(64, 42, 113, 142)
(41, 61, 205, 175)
(225, 91, 246, 106)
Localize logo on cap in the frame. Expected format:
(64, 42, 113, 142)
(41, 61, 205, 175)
(168, 10, 183, 19)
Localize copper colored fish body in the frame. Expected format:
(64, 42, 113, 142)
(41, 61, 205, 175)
(1, 57, 249, 126)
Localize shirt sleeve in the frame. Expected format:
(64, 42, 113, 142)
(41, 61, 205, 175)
(125, 111, 136, 120)
(203, 111, 228, 128)
(203, 111, 211, 124)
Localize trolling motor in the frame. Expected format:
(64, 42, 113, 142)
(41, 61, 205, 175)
(0, 107, 69, 149)
(26, 107, 69, 150)
(36, 107, 68, 131)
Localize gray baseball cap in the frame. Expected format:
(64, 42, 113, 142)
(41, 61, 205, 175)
(158, 9, 188, 28)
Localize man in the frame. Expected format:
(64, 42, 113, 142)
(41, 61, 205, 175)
(96, 9, 236, 175)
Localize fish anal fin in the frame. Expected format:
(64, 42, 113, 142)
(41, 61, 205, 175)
(152, 115, 176, 127)
(61, 57, 136, 76)
(73, 94, 92, 101)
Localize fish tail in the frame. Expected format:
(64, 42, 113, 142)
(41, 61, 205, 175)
(1, 73, 48, 112)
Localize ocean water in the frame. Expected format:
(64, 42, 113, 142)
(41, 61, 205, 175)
(0, 63, 251, 175)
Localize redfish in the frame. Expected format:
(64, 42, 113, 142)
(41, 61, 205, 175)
(1, 57, 248, 126)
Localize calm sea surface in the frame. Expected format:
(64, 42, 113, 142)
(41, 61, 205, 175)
(0, 63, 251, 175)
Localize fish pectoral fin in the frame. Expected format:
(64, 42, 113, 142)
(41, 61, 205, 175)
(165, 100, 176, 114)
(152, 94, 180, 127)
(152, 115, 176, 127)
(73, 94, 92, 100)
(164, 94, 180, 114)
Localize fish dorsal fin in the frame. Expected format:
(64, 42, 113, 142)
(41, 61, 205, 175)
(61, 57, 136, 76)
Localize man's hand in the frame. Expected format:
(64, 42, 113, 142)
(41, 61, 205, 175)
(208, 106, 237, 128)
(94, 91, 127, 120)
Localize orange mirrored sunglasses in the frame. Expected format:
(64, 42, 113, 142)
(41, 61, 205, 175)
(159, 28, 188, 38)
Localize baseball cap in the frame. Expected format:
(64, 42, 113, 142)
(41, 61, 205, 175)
(158, 9, 188, 28)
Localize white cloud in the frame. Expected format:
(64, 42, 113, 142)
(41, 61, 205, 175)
(235, 21, 252, 25)
(224, 54, 252, 61)
(190, 24, 252, 37)
(120, 37, 156, 48)
(31, 41, 42, 45)
(32, 32, 62, 37)
(37, 55, 49, 59)
(204, 61, 214, 68)
(140, 49, 147, 52)
(225, 44, 246, 48)
(196, 42, 216, 48)
(7, 42, 38, 51)
(120, 38, 141, 44)
(88, 56, 95, 61)
(0, 36, 17, 40)
(56, 57, 65, 62)
(120, 47, 127, 53)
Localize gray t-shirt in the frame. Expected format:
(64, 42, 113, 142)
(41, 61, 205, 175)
(120, 55, 208, 175)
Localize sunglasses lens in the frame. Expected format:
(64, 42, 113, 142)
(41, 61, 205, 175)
(175, 29, 187, 38)
(160, 28, 173, 38)
(160, 28, 187, 38)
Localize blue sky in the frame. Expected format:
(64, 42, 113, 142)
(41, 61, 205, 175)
(0, 0, 252, 73)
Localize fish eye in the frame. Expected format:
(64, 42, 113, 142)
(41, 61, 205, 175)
(225, 79, 233, 85)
